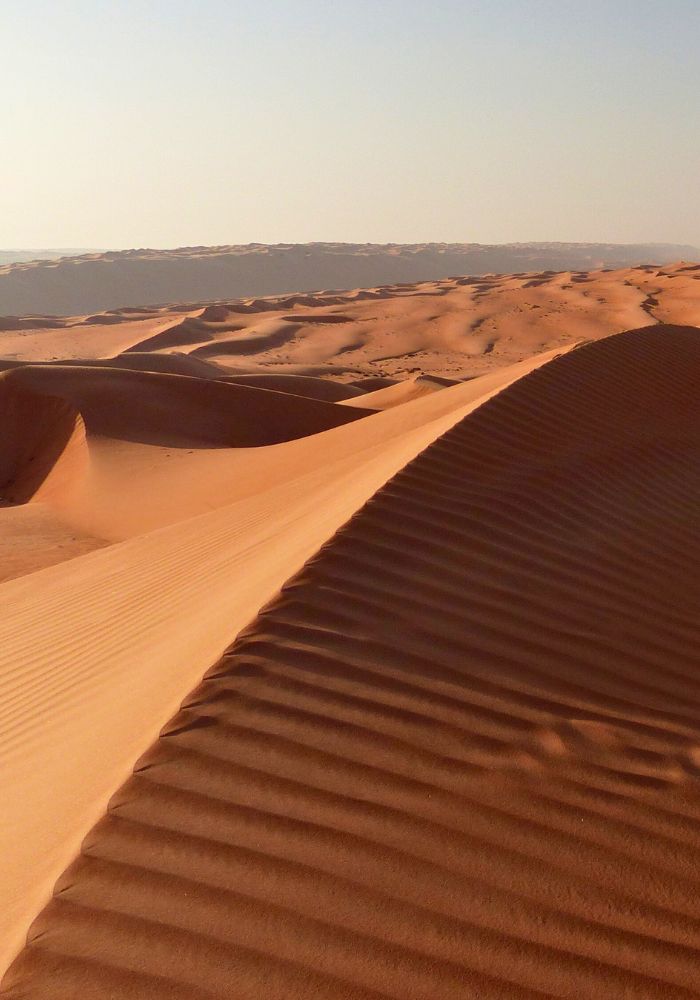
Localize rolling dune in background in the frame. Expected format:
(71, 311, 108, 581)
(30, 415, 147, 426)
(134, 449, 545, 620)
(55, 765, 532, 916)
(0, 242, 698, 315)
(1, 262, 698, 383)
(0, 262, 698, 998)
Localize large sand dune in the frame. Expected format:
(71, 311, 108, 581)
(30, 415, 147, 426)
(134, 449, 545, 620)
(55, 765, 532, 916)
(0, 264, 698, 998)
(0, 365, 368, 447)
(0, 341, 557, 976)
(0, 242, 698, 315)
(0, 324, 699, 997)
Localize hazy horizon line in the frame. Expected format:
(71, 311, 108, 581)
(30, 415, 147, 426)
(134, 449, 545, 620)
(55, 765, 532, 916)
(5, 239, 700, 253)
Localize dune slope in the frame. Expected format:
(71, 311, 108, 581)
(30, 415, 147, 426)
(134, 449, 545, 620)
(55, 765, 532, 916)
(0, 505, 106, 584)
(0, 379, 86, 504)
(3, 325, 699, 998)
(0, 366, 369, 447)
(0, 379, 106, 579)
(339, 374, 457, 410)
(0, 349, 554, 978)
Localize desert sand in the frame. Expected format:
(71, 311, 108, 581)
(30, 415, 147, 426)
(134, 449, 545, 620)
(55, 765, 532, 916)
(0, 263, 698, 998)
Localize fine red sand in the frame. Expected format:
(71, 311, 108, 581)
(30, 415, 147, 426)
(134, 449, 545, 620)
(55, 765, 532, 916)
(0, 263, 698, 998)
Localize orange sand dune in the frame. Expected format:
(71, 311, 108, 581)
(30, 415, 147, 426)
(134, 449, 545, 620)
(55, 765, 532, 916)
(41, 354, 557, 541)
(0, 314, 184, 363)
(2, 325, 699, 998)
(0, 351, 226, 379)
(0, 505, 106, 584)
(2, 262, 697, 382)
(340, 374, 458, 410)
(0, 346, 558, 977)
(0, 258, 699, 999)
(220, 373, 367, 401)
(0, 379, 85, 504)
(0, 365, 368, 447)
(0, 363, 371, 577)
(81, 351, 227, 379)
(0, 379, 105, 578)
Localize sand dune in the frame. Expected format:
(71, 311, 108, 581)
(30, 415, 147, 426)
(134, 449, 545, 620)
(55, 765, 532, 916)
(0, 352, 228, 379)
(1, 262, 698, 382)
(1, 326, 699, 997)
(0, 313, 185, 362)
(220, 373, 367, 401)
(0, 346, 559, 979)
(42, 355, 557, 542)
(0, 378, 86, 504)
(0, 366, 367, 447)
(1, 243, 698, 315)
(0, 379, 105, 579)
(0, 254, 699, 1000)
(0, 362, 372, 574)
(340, 374, 458, 410)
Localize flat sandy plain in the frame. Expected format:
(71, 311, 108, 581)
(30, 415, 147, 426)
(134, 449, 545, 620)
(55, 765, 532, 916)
(0, 260, 699, 998)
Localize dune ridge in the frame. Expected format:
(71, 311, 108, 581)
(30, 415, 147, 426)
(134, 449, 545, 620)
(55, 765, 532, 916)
(2, 325, 699, 997)
(0, 347, 557, 977)
(0, 366, 368, 448)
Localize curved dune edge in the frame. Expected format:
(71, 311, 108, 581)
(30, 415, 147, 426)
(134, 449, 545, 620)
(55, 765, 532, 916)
(0, 366, 369, 449)
(0, 379, 88, 505)
(0, 346, 562, 976)
(0, 380, 103, 580)
(36, 355, 552, 544)
(219, 373, 368, 402)
(339, 374, 457, 411)
(3, 324, 698, 999)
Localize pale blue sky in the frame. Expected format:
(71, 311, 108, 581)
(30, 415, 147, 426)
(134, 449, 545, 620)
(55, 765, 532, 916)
(2, 0, 698, 248)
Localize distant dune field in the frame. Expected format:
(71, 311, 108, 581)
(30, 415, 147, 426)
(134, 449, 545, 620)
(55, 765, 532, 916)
(0, 241, 698, 315)
(0, 266, 698, 998)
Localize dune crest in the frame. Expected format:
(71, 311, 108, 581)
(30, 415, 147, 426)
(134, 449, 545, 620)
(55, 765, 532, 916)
(1, 366, 368, 448)
(0, 346, 559, 976)
(1, 326, 699, 998)
(339, 375, 457, 410)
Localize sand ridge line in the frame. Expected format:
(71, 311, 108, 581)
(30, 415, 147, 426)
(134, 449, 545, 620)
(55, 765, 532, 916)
(3, 326, 699, 997)
(0, 347, 559, 976)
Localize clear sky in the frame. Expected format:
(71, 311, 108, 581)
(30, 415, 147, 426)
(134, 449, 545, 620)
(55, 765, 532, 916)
(2, 0, 699, 249)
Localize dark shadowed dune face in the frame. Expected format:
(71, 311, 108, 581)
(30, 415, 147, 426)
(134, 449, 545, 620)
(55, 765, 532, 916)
(0, 380, 84, 504)
(4, 325, 700, 999)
